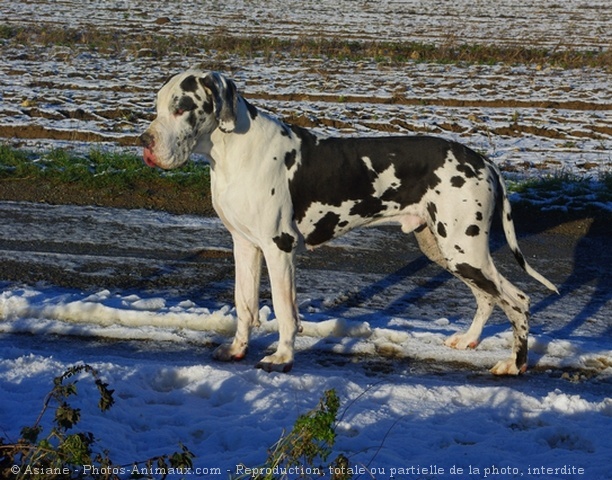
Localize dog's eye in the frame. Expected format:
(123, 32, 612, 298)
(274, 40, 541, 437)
(174, 96, 197, 117)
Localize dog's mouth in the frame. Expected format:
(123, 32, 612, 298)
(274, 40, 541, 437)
(143, 147, 158, 168)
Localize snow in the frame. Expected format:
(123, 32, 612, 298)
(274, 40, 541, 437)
(1, 1, 611, 478)
(1, 3, 611, 179)
(0, 202, 611, 479)
(1, 336, 611, 479)
(1, 0, 610, 49)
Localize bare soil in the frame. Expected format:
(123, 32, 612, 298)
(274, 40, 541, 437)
(0, 176, 609, 240)
(0, 177, 216, 216)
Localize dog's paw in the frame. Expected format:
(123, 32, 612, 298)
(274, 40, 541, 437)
(490, 359, 527, 376)
(212, 343, 247, 362)
(255, 353, 294, 373)
(445, 332, 479, 350)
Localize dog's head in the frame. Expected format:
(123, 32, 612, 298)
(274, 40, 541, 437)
(140, 70, 238, 169)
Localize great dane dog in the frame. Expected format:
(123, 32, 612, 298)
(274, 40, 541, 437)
(140, 70, 557, 375)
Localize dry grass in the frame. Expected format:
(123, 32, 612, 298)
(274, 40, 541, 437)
(2, 24, 610, 70)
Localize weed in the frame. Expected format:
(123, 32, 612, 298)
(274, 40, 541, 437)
(506, 169, 612, 213)
(0, 145, 38, 178)
(0, 24, 17, 40)
(0, 370, 354, 480)
(234, 389, 352, 480)
(0, 364, 194, 480)
(2, 23, 610, 70)
(507, 170, 590, 194)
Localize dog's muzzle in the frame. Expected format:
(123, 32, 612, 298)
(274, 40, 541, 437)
(140, 132, 157, 168)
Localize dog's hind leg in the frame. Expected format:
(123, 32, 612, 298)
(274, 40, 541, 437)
(450, 257, 530, 375)
(488, 277, 531, 375)
(445, 287, 495, 350)
(415, 226, 495, 350)
(415, 225, 530, 375)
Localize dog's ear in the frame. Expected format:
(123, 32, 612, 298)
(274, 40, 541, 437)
(201, 72, 238, 133)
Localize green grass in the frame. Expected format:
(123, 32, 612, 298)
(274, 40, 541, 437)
(506, 170, 612, 213)
(0, 144, 210, 189)
(0, 145, 610, 216)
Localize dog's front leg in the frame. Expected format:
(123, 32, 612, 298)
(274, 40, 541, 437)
(256, 246, 299, 373)
(213, 234, 263, 362)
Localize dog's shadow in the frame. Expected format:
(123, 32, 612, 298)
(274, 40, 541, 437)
(530, 215, 611, 337)
(300, 213, 610, 342)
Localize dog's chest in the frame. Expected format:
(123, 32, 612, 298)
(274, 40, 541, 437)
(210, 155, 296, 242)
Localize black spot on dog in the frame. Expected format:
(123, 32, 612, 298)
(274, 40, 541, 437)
(455, 263, 499, 297)
(338, 220, 349, 228)
(180, 75, 198, 92)
(451, 176, 466, 188)
(187, 111, 197, 128)
(455, 245, 465, 254)
(515, 336, 528, 369)
(203, 98, 213, 114)
(506, 212, 512, 222)
(427, 202, 437, 223)
(465, 225, 480, 236)
(475, 211, 483, 221)
(177, 96, 197, 113)
(450, 142, 485, 177)
(273, 232, 295, 253)
(456, 163, 477, 178)
(437, 222, 447, 238)
(288, 128, 445, 225)
(284, 149, 297, 170)
(512, 247, 527, 270)
(381, 186, 399, 200)
(271, 188, 275, 196)
(306, 212, 340, 246)
(244, 100, 258, 120)
(351, 197, 386, 217)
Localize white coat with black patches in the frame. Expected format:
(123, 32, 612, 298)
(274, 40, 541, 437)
(141, 70, 558, 375)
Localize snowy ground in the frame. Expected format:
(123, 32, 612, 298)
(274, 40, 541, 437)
(1, 0, 610, 48)
(1, 1, 611, 479)
(0, 201, 610, 479)
(1, 2, 611, 178)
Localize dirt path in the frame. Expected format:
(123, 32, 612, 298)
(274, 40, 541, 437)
(0, 199, 608, 312)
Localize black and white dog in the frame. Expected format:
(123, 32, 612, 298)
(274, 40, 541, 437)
(141, 70, 557, 375)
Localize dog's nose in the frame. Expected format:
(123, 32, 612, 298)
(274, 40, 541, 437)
(140, 132, 154, 148)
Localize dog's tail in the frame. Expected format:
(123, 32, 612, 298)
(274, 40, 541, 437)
(493, 164, 559, 294)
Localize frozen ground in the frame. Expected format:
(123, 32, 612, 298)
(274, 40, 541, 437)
(1, 2, 610, 178)
(1, 0, 610, 48)
(0, 1, 611, 479)
(0, 201, 610, 479)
